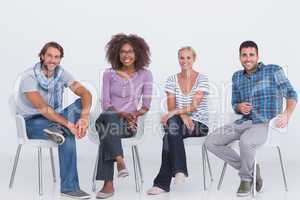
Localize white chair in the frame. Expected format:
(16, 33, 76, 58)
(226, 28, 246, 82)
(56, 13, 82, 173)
(8, 79, 98, 196)
(88, 111, 146, 193)
(156, 82, 220, 191)
(158, 115, 214, 191)
(183, 137, 214, 190)
(217, 116, 289, 197)
(8, 94, 58, 196)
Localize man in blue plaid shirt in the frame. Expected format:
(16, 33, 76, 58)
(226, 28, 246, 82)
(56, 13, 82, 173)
(205, 41, 297, 197)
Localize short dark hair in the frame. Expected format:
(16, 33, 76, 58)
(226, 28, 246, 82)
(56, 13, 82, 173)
(105, 33, 150, 70)
(239, 41, 258, 54)
(39, 41, 64, 62)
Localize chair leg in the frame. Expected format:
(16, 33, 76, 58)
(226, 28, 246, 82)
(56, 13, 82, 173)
(49, 148, 56, 183)
(252, 159, 257, 197)
(133, 145, 144, 184)
(131, 146, 140, 193)
(92, 145, 100, 192)
(204, 145, 213, 181)
(202, 145, 207, 190)
(38, 147, 43, 196)
(217, 162, 227, 190)
(277, 146, 288, 191)
(9, 144, 22, 188)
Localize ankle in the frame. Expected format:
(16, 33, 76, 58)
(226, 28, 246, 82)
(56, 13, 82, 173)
(101, 184, 114, 193)
(116, 160, 126, 171)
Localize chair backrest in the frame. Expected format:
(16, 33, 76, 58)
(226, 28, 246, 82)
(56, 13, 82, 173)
(10, 73, 30, 144)
(265, 116, 288, 147)
(9, 94, 29, 144)
(264, 66, 289, 147)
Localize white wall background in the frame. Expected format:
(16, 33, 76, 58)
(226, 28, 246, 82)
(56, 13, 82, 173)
(1, 0, 300, 184)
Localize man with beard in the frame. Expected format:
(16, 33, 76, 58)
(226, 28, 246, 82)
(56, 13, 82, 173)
(205, 41, 297, 197)
(16, 42, 92, 199)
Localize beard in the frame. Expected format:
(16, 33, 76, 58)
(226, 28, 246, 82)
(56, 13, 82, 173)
(42, 61, 58, 72)
(243, 62, 258, 72)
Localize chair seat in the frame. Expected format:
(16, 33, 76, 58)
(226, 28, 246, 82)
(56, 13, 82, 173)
(184, 137, 207, 146)
(122, 136, 143, 146)
(22, 139, 58, 148)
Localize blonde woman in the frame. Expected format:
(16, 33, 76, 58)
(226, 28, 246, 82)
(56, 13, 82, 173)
(147, 47, 209, 195)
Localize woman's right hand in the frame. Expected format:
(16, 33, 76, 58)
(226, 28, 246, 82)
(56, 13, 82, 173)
(180, 114, 195, 131)
(118, 112, 134, 122)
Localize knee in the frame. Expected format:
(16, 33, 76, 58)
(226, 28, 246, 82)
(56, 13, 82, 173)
(204, 136, 215, 151)
(239, 138, 255, 149)
(164, 117, 183, 140)
(74, 98, 83, 109)
(99, 111, 120, 124)
(166, 115, 181, 125)
(204, 135, 217, 152)
(69, 98, 83, 118)
(165, 115, 181, 130)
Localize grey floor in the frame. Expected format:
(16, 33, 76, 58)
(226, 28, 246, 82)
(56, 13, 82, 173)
(2, 142, 299, 200)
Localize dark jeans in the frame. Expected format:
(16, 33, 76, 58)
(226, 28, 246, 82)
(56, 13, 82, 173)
(95, 109, 136, 181)
(153, 115, 209, 192)
(25, 99, 82, 192)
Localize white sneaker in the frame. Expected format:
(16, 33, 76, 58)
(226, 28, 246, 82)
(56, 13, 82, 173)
(117, 168, 129, 178)
(174, 172, 186, 185)
(96, 191, 114, 199)
(147, 187, 166, 195)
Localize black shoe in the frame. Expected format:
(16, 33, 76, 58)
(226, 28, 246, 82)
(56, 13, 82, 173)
(43, 125, 65, 145)
(256, 164, 263, 192)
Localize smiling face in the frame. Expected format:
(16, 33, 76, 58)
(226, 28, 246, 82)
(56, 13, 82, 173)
(41, 47, 62, 72)
(239, 47, 259, 73)
(178, 49, 195, 71)
(119, 43, 136, 68)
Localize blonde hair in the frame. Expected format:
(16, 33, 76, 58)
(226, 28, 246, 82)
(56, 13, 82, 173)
(178, 46, 197, 60)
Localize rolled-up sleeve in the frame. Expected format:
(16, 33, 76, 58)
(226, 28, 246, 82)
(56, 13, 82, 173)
(142, 70, 153, 109)
(274, 66, 298, 102)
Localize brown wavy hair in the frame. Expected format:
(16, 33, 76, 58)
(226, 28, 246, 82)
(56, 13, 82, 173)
(39, 41, 64, 62)
(105, 33, 150, 70)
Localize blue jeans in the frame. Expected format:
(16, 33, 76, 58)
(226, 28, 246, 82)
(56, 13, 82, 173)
(25, 99, 82, 192)
(153, 115, 209, 192)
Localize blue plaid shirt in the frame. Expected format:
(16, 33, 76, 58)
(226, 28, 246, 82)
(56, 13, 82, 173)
(232, 62, 298, 124)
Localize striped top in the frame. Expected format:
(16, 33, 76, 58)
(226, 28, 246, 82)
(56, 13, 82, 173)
(165, 73, 209, 126)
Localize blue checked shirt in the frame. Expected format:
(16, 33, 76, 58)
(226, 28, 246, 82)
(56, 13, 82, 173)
(232, 62, 298, 124)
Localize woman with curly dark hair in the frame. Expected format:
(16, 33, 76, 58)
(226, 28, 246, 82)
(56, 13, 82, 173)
(95, 33, 153, 199)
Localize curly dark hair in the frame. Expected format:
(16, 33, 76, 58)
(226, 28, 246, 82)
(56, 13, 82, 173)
(105, 33, 151, 70)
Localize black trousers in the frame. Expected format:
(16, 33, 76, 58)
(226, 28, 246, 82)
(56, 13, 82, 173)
(153, 115, 208, 191)
(95, 109, 136, 181)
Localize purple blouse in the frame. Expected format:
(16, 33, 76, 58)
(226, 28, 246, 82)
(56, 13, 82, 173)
(101, 68, 153, 112)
